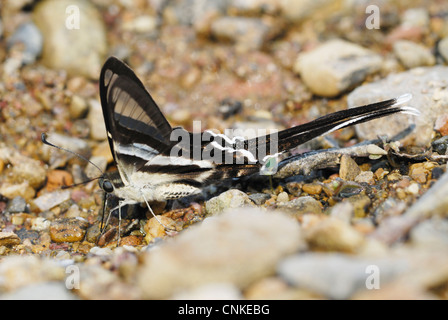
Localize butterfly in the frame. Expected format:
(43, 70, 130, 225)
(96, 56, 418, 238)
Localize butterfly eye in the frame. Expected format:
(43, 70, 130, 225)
(99, 178, 114, 193)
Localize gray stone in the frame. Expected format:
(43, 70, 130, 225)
(276, 196, 322, 216)
(393, 40, 435, 69)
(294, 39, 383, 97)
(6, 22, 43, 65)
(137, 208, 304, 299)
(347, 66, 448, 146)
(410, 217, 448, 249)
(278, 253, 407, 299)
(5, 196, 27, 213)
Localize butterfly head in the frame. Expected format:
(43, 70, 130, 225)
(99, 176, 114, 194)
(98, 170, 125, 196)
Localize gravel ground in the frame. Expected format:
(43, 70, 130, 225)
(0, 0, 448, 300)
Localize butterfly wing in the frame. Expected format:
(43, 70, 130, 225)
(99, 57, 175, 184)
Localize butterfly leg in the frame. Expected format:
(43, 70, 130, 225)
(140, 191, 174, 232)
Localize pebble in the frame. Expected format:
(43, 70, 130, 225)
(122, 15, 158, 34)
(294, 39, 383, 97)
(0, 232, 21, 247)
(301, 183, 322, 195)
(280, 0, 341, 22)
(49, 217, 89, 243)
(33, 0, 107, 79)
(409, 217, 448, 249)
(137, 208, 304, 299)
(276, 196, 323, 216)
(276, 191, 289, 203)
(33, 189, 71, 212)
(347, 66, 448, 146)
(87, 99, 108, 141)
(205, 189, 255, 216)
(69, 95, 88, 119)
(210, 16, 277, 51)
(355, 171, 375, 184)
(248, 192, 271, 205)
(0, 282, 78, 300)
(0, 183, 36, 201)
(304, 217, 365, 253)
(277, 253, 407, 299)
(143, 216, 177, 243)
(6, 22, 43, 65)
(171, 283, 243, 300)
(438, 37, 448, 62)
(5, 196, 27, 213)
(0, 256, 66, 292)
(42, 133, 91, 164)
(344, 194, 371, 218)
(339, 154, 361, 181)
(393, 40, 435, 69)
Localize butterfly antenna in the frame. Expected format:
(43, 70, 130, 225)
(41, 133, 105, 176)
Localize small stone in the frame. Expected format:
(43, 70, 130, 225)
(46, 170, 74, 191)
(210, 16, 278, 51)
(0, 282, 78, 300)
(33, 190, 71, 212)
(33, 0, 107, 79)
(0, 183, 36, 201)
(294, 39, 382, 97)
(137, 208, 303, 299)
(393, 40, 435, 69)
(9, 159, 46, 190)
(276, 196, 323, 216)
(6, 22, 43, 65)
(248, 193, 271, 205)
(171, 283, 243, 300)
(5, 196, 27, 213)
(276, 191, 289, 203)
(438, 37, 448, 63)
(344, 194, 371, 218)
(122, 15, 158, 33)
(69, 95, 88, 119)
(409, 163, 428, 184)
(87, 99, 108, 141)
(278, 253, 407, 299)
(302, 183, 322, 195)
(285, 181, 303, 197)
(347, 66, 448, 146)
(49, 217, 89, 243)
(304, 217, 365, 253)
(329, 201, 354, 224)
(0, 232, 21, 247)
(143, 216, 177, 243)
(410, 217, 448, 248)
(205, 189, 255, 216)
(355, 171, 375, 184)
(434, 113, 448, 136)
(339, 155, 361, 181)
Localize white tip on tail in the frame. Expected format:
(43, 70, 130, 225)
(395, 93, 413, 105)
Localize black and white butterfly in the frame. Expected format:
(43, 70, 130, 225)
(96, 57, 418, 234)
